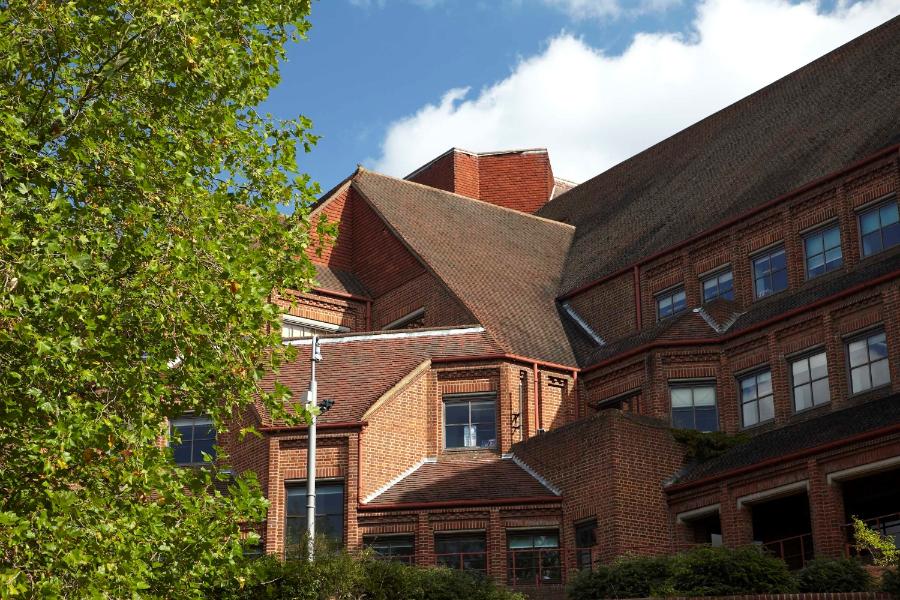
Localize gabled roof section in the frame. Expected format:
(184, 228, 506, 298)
(539, 16, 900, 295)
(351, 169, 578, 365)
(313, 264, 370, 298)
(365, 454, 560, 506)
(257, 326, 500, 425)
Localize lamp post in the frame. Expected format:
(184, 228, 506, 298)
(305, 334, 321, 561)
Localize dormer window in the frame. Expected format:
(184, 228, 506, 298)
(443, 393, 497, 449)
(701, 269, 734, 303)
(656, 286, 686, 321)
(752, 245, 787, 299)
(859, 198, 899, 257)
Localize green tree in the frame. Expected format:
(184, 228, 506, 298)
(0, 1, 328, 596)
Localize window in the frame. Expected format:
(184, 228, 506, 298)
(656, 286, 687, 320)
(847, 330, 891, 394)
(444, 394, 497, 449)
(752, 246, 787, 299)
(364, 535, 415, 564)
(434, 533, 486, 574)
(803, 225, 842, 279)
(670, 384, 718, 432)
(507, 530, 562, 586)
(170, 415, 216, 465)
(285, 481, 344, 551)
(575, 520, 597, 571)
(595, 390, 639, 413)
(791, 351, 830, 411)
(859, 199, 899, 257)
(702, 269, 734, 303)
(739, 370, 775, 427)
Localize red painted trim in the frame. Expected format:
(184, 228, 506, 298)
(581, 268, 900, 375)
(534, 363, 543, 432)
(431, 353, 577, 373)
(310, 286, 371, 303)
(358, 495, 562, 512)
(259, 421, 367, 432)
(666, 421, 900, 494)
(558, 144, 900, 301)
(633, 265, 642, 330)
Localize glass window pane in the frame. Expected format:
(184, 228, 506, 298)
(695, 407, 718, 432)
(740, 376, 757, 401)
(862, 232, 882, 256)
(172, 443, 192, 464)
(794, 383, 812, 411)
(883, 221, 900, 249)
(671, 388, 692, 408)
(805, 233, 823, 256)
(672, 290, 686, 313)
(703, 278, 716, 297)
(743, 402, 757, 427)
(470, 402, 496, 423)
(792, 358, 810, 385)
(869, 333, 888, 360)
(445, 425, 465, 448)
(824, 248, 843, 268)
(851, 366, 871, 393)
(759, 396, 775, 422)
(770, 249, 786, 270)
(756, 371, 772, 397)
(772, 269, 787, 293)
(812, 378, 831, 406)
(809, 352, 828, 380)
(753, 256, 768, 278)
(860, 209, 881, 235)
(824, 226, 841, 249)
(671, 408, 694, 429)
(445, 404, 469, 425)
(508, 535, 534, 549)
(807, 254, 825, 276)
(871, 359, 891, 388)
(534, 533, 559, 548)
(880, 202, 899, 226)
(693, 386, 716, 406)
(474, 423, 497, 448)
(848, 340, 869, 367)
(175, 424, 194, 443)
(192, 438, 216, 463)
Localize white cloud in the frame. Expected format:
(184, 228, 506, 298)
(542, 0, 683, 20)
(369, 0, 900, 182)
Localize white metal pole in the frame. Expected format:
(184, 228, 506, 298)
(306, 335, 319, 561)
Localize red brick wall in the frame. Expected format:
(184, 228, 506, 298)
(351, 190, 425, 297)
(453, 151, 480, 199)
(407, 151, 455, 193)
(310, 183, 353, 270)
(361, 367, 433, 499)
(370, 271, 474, 330)
(513, 411, 686, 571)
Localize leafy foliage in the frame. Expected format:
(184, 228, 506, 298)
(0, 0, 329, 596)
(566, 546, 796, 599)
(218, 551, 525, 600)
(852, 518, 900, 598)
(796, 558, 872, 592)
(671, 429, 749, 463)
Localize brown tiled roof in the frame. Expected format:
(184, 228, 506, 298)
(367, 454, 559, 505)
(539, 17, 900, 295)
(351, 170, 578, 365)
(674, 392, 900, 485)
(257, 328, 500, 424)
(313, 263, 370, 298)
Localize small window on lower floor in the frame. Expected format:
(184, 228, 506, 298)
(364, 535, 415, 564)
(847, 330, 890, 394)
(739, 370, 774, 427)
(434, 533, 487, 574)
(575, 520, 597, 571)
(507, 530, 562, 586)
(791, 351, 830, 411)
(285, 481, 345, 553)
(670, 383, 718, 432)
(683, 511, 723, 547)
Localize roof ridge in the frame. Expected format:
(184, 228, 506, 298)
(356, 168, 575, 230)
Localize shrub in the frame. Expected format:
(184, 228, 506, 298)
(567, 546, 798, 598)
(223, 550, 525, 600)
(566, 555, 672, 599)
(796, 558, 872, 592)
(883, 568, 900, 599)
(667, 546, 796, 596)
(671, 429, 749, 462)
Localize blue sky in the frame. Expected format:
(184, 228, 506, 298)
(262, 0, 899, 196)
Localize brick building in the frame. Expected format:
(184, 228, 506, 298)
(178, 16, 900, 596)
